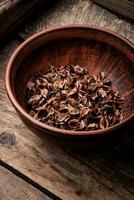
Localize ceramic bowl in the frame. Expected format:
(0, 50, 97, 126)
(5, 25, 134, 141)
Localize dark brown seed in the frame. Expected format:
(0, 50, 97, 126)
(28, 94, 42, 104)
(40, 88, 48, 98)
(68, 98, 79, 106)
(80, 120, 86, 129)
(47, 106, 55, 115)
(59, 101, 68, 112)
(64, 76, 73, 88)
(69, 119, 80, 129)
(68, 87, 77, 96)
(98, 88, 107, 98)
(73, 65, 84, 74)
(29, 110, 36, 117)
(80, 107, 91, 118)
(97, 72, 106, 81)
(47, 96, 57, 105)
(56, 113, 69, 122)
(87, 123, 97, 129)
(69, 109, 79, 116)
(26, 65, 124, 131)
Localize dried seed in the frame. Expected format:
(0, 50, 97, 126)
(120, 113, 124, 121)
(80, 107, 91, 118)
(40, 88, 48, 98)
(68, 98, 79, 106)
(47, 96, 57, 105)
(36, 103, 47, 111)
(87, 123, 97, 129)
(56, 113, 69, 122)
(115, 109, 120, 117)
(99, 116, 109, 129)
(69, 119, 80, 129)
(59, 80, 65, 89)
(28, 94, 42, 104)
(68, 87, 77, 96)
(97, 72, 106, 81)
(98, 88, 107, 98)
(80, 120, 86, 129)
(47, 106, 55, 115)
(103, 79, 111, 86)
(26, 65, 124, 131)
(53, 80, 60, 89)
(73, 65, 84, 74)
(75, 80, 83, 90)
(59, 101, 68, 112)
(29, 110, 36, 117)
(100, 116, 105, 129)
(64, 76, 73, 88)
(69, 109, 79, 116)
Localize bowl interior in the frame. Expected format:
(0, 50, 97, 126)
(11, 27, 134, 123)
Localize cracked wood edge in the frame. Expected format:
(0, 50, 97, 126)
(0, 163, 51, 200)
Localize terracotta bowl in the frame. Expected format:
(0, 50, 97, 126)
(5, 25, 134, 142)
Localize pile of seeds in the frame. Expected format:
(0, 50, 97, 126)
(26, 65, 124, 131)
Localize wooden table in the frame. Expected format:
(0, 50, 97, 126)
(0, 1, 134, 200)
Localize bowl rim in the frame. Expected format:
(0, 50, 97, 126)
(5, 24, 134, 136)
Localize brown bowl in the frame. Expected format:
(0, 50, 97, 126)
(5, 25, 134, 141)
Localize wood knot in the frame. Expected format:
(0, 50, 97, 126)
(0, 131, 16, 147)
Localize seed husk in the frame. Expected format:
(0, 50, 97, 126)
(26, 65, 124, 131)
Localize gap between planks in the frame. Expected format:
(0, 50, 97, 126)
(0, 160, 61, 200)
(0, 1, 134, 200)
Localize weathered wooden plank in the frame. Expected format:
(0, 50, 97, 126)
(0, 43, 133, 199)
(0, 164, 51, 200)
(92, 0, 134, 21)
(0, 0, 47, 40)
(19, 0, 134, 42)
(0, 1, 134, 200)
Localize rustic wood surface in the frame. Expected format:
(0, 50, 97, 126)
(0, 164, 51, 200)
(0, 0, 47, 40)
(0, 1, 134, 200)
(92, 0, 134, 21)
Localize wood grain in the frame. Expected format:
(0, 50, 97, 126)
(19, 0, 134, 42)
(0, 41, 134, 200)
(92, 0, 134, 21)
(0, 1, 134, 200)
(0, 0, 47, 40)
(0, 164, 51, 200)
